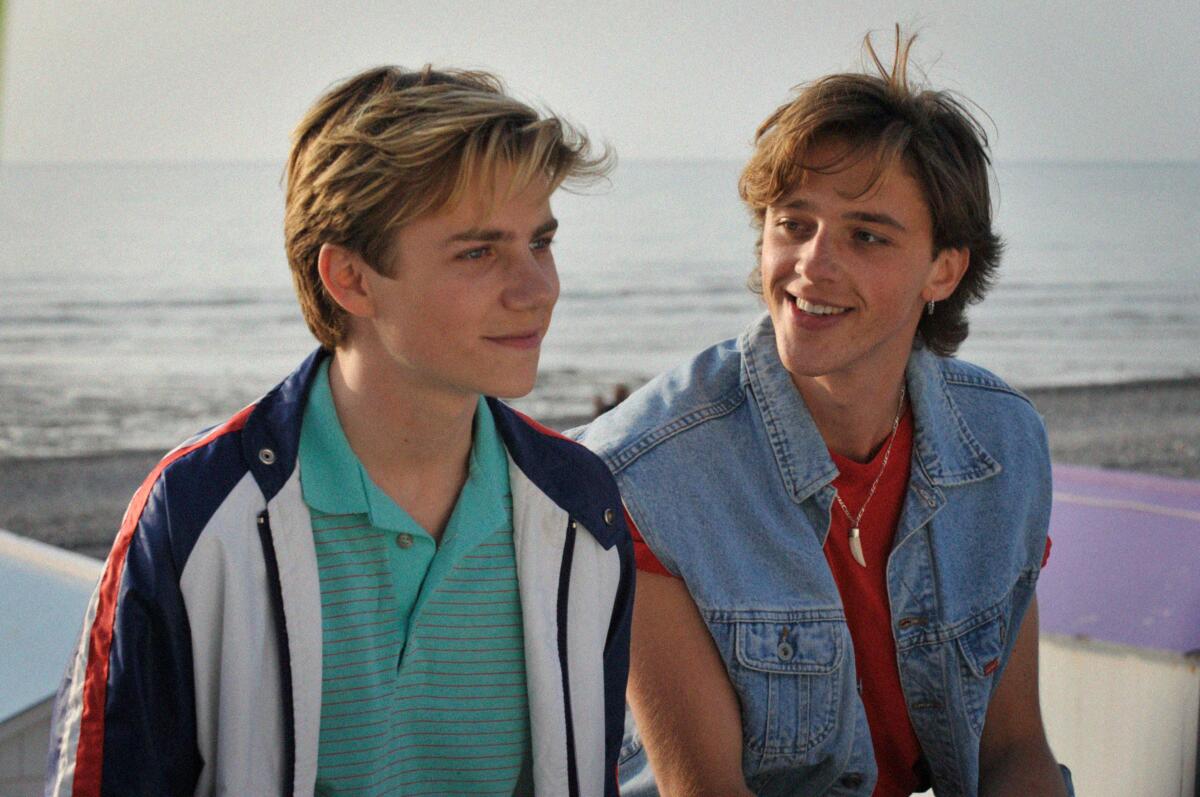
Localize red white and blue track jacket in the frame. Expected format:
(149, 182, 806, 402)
(45, 350, 634, 797)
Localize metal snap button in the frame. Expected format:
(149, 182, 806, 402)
(258, 447, 276, 465)
(568, 519, 578, 532)
(603, 508, 616, 525)
(776, 641, 794, 661)
(396, 533, 414, 549)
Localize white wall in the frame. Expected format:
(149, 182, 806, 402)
(1041, 634, 1198, 797)
(0, 698, 52, 797)
(914, 634, 1198, 796)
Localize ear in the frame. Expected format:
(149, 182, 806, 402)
(924, 247, 969, 303)
(317, 243, 374, 319)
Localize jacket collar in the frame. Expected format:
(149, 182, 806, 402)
(488, 397, 627, 550)
(904, 341, 1002, 487)
(739, 313, 1000, 504)
(241, 348, 326, 502)
(237, 348, 625, 548)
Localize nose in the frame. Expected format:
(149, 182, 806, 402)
(503, 249, 559, 312)
(795, 227, 839, 282)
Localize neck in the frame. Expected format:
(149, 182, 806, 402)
(794, 363, 908, 463)
(327, 342, 477, 484)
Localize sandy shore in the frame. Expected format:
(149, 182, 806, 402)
(2, 378, 1197, 560)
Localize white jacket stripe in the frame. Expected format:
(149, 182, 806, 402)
(180, 472, 284, 796)
(564, 517, 622, 795)
(512, 457, 574, 795)
(267, 472, 322, 795)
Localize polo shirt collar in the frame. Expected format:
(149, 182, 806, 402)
(443, 398, 510, 543)
(298, 359, 508, 537)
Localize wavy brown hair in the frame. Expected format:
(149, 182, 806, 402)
(740, 29, 1002, 356)
(285, 65, 611, 349)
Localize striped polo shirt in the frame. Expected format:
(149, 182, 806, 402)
(299, 361, 531, 795)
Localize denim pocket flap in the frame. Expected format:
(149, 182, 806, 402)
(955, 615, 1005, 678)
(735, 620, 843, 675)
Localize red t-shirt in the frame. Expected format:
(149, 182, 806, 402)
(826, 410, 926, 796)
(628, 410, 1051, 796)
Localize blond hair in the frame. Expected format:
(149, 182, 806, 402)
(740, 29, 1002, 356)
(285, 65, 610, 349)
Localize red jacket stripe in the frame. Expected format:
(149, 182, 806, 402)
(71, 404, 255, 796)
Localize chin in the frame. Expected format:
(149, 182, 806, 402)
(775, 342, 836, 381)
(485, 374, 539, 400)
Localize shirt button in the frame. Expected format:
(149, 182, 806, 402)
(776, 641, 794, 661)
(395, 533, 414, 549)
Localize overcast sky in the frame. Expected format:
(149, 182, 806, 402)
(2, 0, 1197, 164)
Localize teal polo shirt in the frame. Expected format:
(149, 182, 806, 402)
(300, 360, 531, 795)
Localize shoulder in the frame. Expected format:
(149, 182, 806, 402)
(138, 348, 322, 564)
(573, 337, 747, 474)
(931, 355, 1051, 485)
(124, 405, 262, 577)
(938, 356, 1034, 405)
(488, 399, 630, 549)
(492, 399, 614, 483)
(937, 356, 1046, 434)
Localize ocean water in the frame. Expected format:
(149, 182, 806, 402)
(1, 160, 1197, 458)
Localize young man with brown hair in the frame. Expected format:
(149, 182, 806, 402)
(578, 34, 1072, 796)
(47, 66, 633, 797)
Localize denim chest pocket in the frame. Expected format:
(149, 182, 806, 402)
(727, 618, 845, 758)
(954, 613, 1007, 737)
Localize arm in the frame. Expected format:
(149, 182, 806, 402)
(978, 597, 1069, 796)
(46, 479, 201, 797)
(628, 571, 754, 797)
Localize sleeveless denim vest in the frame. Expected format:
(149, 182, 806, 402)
(577, 314, 1061, 796)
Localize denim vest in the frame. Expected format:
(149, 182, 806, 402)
(577, 314, 1057, 796)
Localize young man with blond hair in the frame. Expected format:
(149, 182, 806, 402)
(47, 66, 633, 797)
(578, 35, 1073, 796)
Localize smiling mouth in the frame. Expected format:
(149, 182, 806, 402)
(794, 297, 850, 316)
(485, 331, 543, 349)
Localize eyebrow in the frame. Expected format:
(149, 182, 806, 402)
(779, 200, 908, 233)
(443, 217, 559, 245)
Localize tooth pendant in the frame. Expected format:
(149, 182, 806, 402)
(849, 527, 867, 568)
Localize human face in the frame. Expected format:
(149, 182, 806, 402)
(760, 142, 965, 389)
(357, 175, 560, 400)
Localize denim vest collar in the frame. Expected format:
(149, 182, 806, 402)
(739, 313, 1001, 509)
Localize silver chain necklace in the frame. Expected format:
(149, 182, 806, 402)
(834, 383, 907, 568)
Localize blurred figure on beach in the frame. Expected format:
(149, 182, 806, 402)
(45, 65, 633, 796)
(577, 30, 1073, 796)
(593, 383, 631, 417)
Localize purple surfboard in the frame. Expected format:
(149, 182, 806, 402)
(1038, 464, 1200, 656)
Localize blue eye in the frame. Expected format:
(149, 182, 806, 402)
(775, 218, 814, 237)
(530, 236, 554, 251)
(458, 247, 490, 260)
(854, 229, 890, 245)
